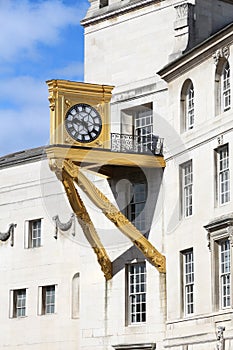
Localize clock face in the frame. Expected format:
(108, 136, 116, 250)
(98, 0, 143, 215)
(65, 103, 102, 143)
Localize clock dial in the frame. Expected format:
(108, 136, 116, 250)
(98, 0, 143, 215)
(65, 103, 102, 143)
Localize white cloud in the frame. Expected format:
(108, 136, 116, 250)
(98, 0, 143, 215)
(0, 76, 48, 106)
(0, 76, 50, 155)
(0, 0, 86, 62)
(53, 61, 84, 79)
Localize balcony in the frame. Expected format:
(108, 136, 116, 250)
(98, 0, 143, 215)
(111, 133, 164, 156)
(46, 134, 165, 173)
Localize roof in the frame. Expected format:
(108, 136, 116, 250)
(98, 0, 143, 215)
(0, 146, 47, 169)
(157, 22, 233, 82)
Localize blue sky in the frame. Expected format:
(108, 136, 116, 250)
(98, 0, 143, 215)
(0, 0, 89, 156)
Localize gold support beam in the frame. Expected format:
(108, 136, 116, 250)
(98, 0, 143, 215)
(51, 159, 112, 280)
(63, 160, 166, 273)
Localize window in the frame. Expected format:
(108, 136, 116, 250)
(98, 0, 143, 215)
(10, 289, 27, 318)
(180, 161, 193, 218)
(215, 59, 231, 115)
(99, 0, 108, 8)
(182, 249, 194, 316)
(222, 61, 231, 111)
(215, 145, 230, 205)
(40, 285, 56, 315)
(25, 219, 42, 248)
(129, 182, 147, 232)
(134, 109, 153, 153)
(219, 239, 231, 308)
(181, 80, 194, 131)
(127, 262, 146, 324)
(204, 216, 233, 311)
(121, 103, 153, 153)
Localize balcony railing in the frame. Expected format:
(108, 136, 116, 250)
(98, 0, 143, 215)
(111, 133, 164, 156)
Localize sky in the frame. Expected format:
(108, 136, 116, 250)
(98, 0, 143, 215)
(0, 0, 89, 156)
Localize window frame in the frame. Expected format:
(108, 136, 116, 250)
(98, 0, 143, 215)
(128, 182, 147, 232)
(38, 285, 56, 315)
(180, 160, 193, 218)
(181, 249, 194, 316)
(219, 238, 231, 309)
(180, 80, 195, 132)
(222, 61, 231, 112)
(10, 288, 27, 318)
(204, 218, 233, 311)
(215, 59, 231, 115)
(25, 218, 42, 249)
(215, 144, 230, 206)
(126, 262, 147, 325)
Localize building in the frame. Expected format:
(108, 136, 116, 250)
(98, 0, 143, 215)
(0, 0, 233, 349)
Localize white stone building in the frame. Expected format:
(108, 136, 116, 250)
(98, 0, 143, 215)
(0, 0, 233, 349)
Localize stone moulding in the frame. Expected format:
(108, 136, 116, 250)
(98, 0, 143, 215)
(204, 214, 233, 250)
(61, 159, 166, 274)
(52, 213, 75, 239)
(0, 223, 17, 247)
(212, 46, 230, 65)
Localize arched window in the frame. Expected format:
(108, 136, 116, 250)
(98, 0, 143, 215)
(222, 61, 231, 112)
(181, 80, 195, 131)
(215, 59, 231, 115)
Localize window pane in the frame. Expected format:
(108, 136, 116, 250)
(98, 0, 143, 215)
(128, 263, 146, 324)
(183, 250, 194, 315)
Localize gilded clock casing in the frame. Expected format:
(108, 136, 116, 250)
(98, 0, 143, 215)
(46, 79, 114, 148)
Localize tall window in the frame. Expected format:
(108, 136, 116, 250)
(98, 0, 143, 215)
(215, 145, 230, 205)
(182, 249, 194, 316)
(204, 219, 232, 311)
(129, 182, 147, 232)
(180, 161, 193, 218)
(222, 61, 231, 112)
(181, 80, 194, 131)
(215, 59, 231, 114)
(134, 110, 153, 152)
(10, 289, 27, 318)
(127, 262, 146, 324)
(219, 239, 231, 308)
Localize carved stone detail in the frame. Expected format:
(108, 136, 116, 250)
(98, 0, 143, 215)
(175, 3, 188, 20)
(228, 226, 233, 247)
(216, 326, 225, 350)
(0, 223, 17, 247)
(53, 213, 75, 239)
(213, 46, 230, 65)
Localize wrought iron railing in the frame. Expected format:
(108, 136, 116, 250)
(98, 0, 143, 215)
(111, 133, 164, 155)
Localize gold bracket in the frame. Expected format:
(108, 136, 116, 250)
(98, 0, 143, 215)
(51, 159, 112, 280)
(63, 160, 166, 274)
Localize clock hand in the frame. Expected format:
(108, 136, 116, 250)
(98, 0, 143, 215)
(74, 117, 90, 131)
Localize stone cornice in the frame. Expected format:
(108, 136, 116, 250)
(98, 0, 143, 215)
(81, 0, 162, 27)
(158, 23, 233, 82)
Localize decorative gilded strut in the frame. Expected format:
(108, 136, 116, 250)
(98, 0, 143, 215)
(63, 160, 166, 273)
(61, 168, 112, 280)
(0, 223, 17, 247)
(53, 213, 75, 239)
